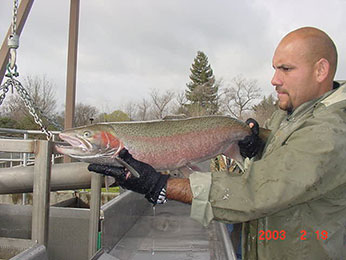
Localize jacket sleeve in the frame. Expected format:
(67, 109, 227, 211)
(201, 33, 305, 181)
(191, 105, 346, 225)
(189, 172, 214, 226)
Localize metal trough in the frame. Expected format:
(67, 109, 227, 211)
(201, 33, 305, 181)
(94, 192, 236, 260)
(8, 244, 48, 260)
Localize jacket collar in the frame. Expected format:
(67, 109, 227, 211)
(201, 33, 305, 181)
(285, 81, 342, 121)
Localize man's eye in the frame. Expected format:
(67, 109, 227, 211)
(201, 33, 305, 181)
(281, 67, 291, 71)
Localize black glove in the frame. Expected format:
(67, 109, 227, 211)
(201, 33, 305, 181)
(238, 118, 263, 158)
(88, 148, 169, 204)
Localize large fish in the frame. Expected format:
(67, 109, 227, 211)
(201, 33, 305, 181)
(55, 115, 269, 177)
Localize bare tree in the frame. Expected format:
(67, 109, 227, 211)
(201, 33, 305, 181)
(149, 89, 175, 119)
(123, 101, 137, 121)
(137, 98, 151, 121)
(176, 91, 188, 107)
(4, 75, 57, 119)
(172, 91, 188, 115)
(57, 103, 99, 127)
(1, 75, 59, 129)
(221, 75, 261, 119)
(74, 103, 99, 126)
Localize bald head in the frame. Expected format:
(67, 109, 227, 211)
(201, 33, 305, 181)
(280, 27, 338, 80)
(272, 27, 339, 112)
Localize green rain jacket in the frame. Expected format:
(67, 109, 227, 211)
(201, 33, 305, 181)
(189, 82, 346, 260)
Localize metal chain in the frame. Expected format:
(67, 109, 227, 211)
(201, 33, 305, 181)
(8, 0, 19, 71)
(0, 80, 12, 106)
(0, 77, 54, 140)
(33, 105, 63, 131)
(12, 0, 18, 35)
(12, 78, 53, 140)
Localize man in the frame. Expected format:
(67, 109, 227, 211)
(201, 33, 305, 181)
(89, 27, 346, 259)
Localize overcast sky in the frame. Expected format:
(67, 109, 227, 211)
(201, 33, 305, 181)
(0, 0, 345, 113)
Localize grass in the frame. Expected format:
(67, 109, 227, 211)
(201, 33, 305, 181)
(82, 187, 120, 193)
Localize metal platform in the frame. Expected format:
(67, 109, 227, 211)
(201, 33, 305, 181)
(97, 199, 235, 260)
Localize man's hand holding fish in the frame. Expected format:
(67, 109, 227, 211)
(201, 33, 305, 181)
(88, 148, 170, 205)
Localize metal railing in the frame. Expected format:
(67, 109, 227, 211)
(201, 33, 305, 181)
(0, 128, 62, 168)
(0, 128, 102, 258)
(0, 137, 52, 248)
(0, 128, 61, 206)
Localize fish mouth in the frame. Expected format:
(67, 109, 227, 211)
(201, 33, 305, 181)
(55, 133, 94, 156)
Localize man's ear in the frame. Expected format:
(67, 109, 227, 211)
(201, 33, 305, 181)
(315, 58, 330, 83)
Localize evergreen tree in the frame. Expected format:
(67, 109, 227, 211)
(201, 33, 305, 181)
(184, 51, 219, 115)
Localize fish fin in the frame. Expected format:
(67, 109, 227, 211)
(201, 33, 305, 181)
(193, 160, 211, 171)
(105, 176, 109, 190)
(223, 143, 244, 164)
(172, 165, 199, 178)
(172, 161, 212, 178)
(115, 156, 140, 178)
(104, 176, 116, 190)
(167, 169, 181, 178)
(259, 127, 271, 143)
(188, 164, 202, 171)
(167, 167, 191, 178)
(177, 167, 193, 178)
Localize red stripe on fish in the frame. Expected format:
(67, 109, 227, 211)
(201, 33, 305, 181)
(125, 126, 247, 170)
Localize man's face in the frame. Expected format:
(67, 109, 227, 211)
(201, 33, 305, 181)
(271, 38, 318, 113)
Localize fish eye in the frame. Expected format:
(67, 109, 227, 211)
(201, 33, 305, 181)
(83, 131, 91, 138)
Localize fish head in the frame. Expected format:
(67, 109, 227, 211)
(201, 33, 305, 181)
(55, 124, 124, 161)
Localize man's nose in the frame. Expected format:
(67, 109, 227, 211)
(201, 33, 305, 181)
(271, 70, 282, 87)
